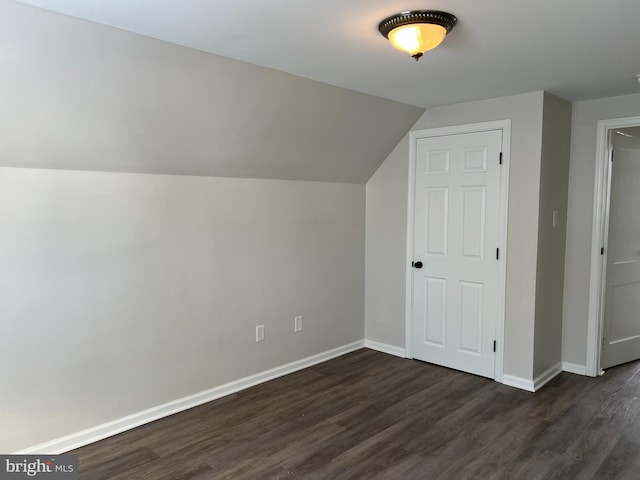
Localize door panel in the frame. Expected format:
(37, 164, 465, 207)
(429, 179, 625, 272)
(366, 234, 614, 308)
(426, 188, 448, 256)
(458, 281, 483, 354)
(412, 130, 502, 378)
(460, 186, 486, 258)
(602, 145, 640, 369)
(424, 277, 446, 345)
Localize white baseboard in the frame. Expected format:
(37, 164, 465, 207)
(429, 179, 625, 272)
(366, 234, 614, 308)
(502, 362, 563, 393)
(533, 362, 563, 391)
(364, 339, 407, 358)
(16, 340, 365, 455)
(562, 362, 588, 376)
(502, 374, 535, 392)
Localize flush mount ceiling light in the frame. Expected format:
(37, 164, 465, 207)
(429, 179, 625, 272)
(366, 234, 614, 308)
(378, 10, 457, 61)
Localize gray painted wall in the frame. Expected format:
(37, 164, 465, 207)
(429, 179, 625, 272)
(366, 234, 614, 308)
(0, 0, 423, 183)
(7, 0, 638, 452)
(365, 91, 545, 381)
(364, 134, 410, 347)
(533, 93, 572, 377)
(0, 167, 365, 452)
(562, 93, 640, 367)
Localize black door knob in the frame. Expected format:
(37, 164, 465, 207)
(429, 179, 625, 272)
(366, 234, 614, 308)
(413, 261, 423, 269)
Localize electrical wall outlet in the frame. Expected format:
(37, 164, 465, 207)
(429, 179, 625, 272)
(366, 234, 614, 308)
(294, 316, 303, 333)
(256, 325, 265, 342)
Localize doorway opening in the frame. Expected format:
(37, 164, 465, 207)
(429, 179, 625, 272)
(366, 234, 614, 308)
(586, 116, 640, 376)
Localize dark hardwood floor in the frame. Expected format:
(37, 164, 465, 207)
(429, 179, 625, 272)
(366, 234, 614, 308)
(72, 349, 640, 479)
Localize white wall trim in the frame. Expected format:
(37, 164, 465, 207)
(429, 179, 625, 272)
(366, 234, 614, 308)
(405, 130, 418, 359)
(15, 340, 365, 455)
(562, 362, 588, 376)
(533, 363, 563, 391)
(503, 363, 563, 393)
(405, 120, 511, 383)
(586, 115, 640, 377)
(502, 375, 535, 393)
(364, 339, 407, 358)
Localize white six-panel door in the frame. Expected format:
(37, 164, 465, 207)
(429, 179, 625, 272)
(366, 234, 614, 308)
(602, 146, 640, 369)
(412, 130, 503, 378)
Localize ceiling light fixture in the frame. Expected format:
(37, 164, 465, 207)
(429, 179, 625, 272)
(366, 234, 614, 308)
(378, 10, 457, 61)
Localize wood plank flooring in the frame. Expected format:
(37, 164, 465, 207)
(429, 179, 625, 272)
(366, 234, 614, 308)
(71, 349, 640, 479)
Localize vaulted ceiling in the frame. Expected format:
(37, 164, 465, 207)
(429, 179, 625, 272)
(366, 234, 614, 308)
(12, 0, 640, 107)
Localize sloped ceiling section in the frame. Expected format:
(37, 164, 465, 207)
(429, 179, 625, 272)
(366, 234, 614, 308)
(12, 0, 640, 108)
(0, 1, 424, 183)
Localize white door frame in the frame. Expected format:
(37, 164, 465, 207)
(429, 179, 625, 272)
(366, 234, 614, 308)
(405, 120, 511, 383)
(585, 115, 640, 377)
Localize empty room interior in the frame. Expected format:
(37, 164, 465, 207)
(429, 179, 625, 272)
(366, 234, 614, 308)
(3, 0, 640, 478)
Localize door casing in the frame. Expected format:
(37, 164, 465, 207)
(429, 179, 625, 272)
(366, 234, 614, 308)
(405, 120, 511, 383)
(586, 115, 640, 376)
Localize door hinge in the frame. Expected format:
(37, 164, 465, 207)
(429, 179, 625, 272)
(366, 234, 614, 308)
(601, 247, 604, 255)
(499, 152, 503, 165)
(493, 340, 497, 352)
(496, 248, 500, 260)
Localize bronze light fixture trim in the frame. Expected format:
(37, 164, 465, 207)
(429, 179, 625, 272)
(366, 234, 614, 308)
(378, 10, 457, 61)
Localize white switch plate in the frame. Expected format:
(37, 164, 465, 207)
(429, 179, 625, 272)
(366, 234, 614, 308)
(552, 210, 559, 228)
(294, 316, 303, 333)
(256, 325, 265, 342)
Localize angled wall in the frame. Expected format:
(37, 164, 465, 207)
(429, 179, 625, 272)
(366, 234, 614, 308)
(0, 0, 396, 452)
(0, 0, 423, 183)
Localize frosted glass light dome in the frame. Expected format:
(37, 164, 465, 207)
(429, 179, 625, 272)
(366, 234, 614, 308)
(388, 23, 447, 57)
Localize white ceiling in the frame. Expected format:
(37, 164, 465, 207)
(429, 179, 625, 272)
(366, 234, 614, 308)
(12, 0, 640, 108)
